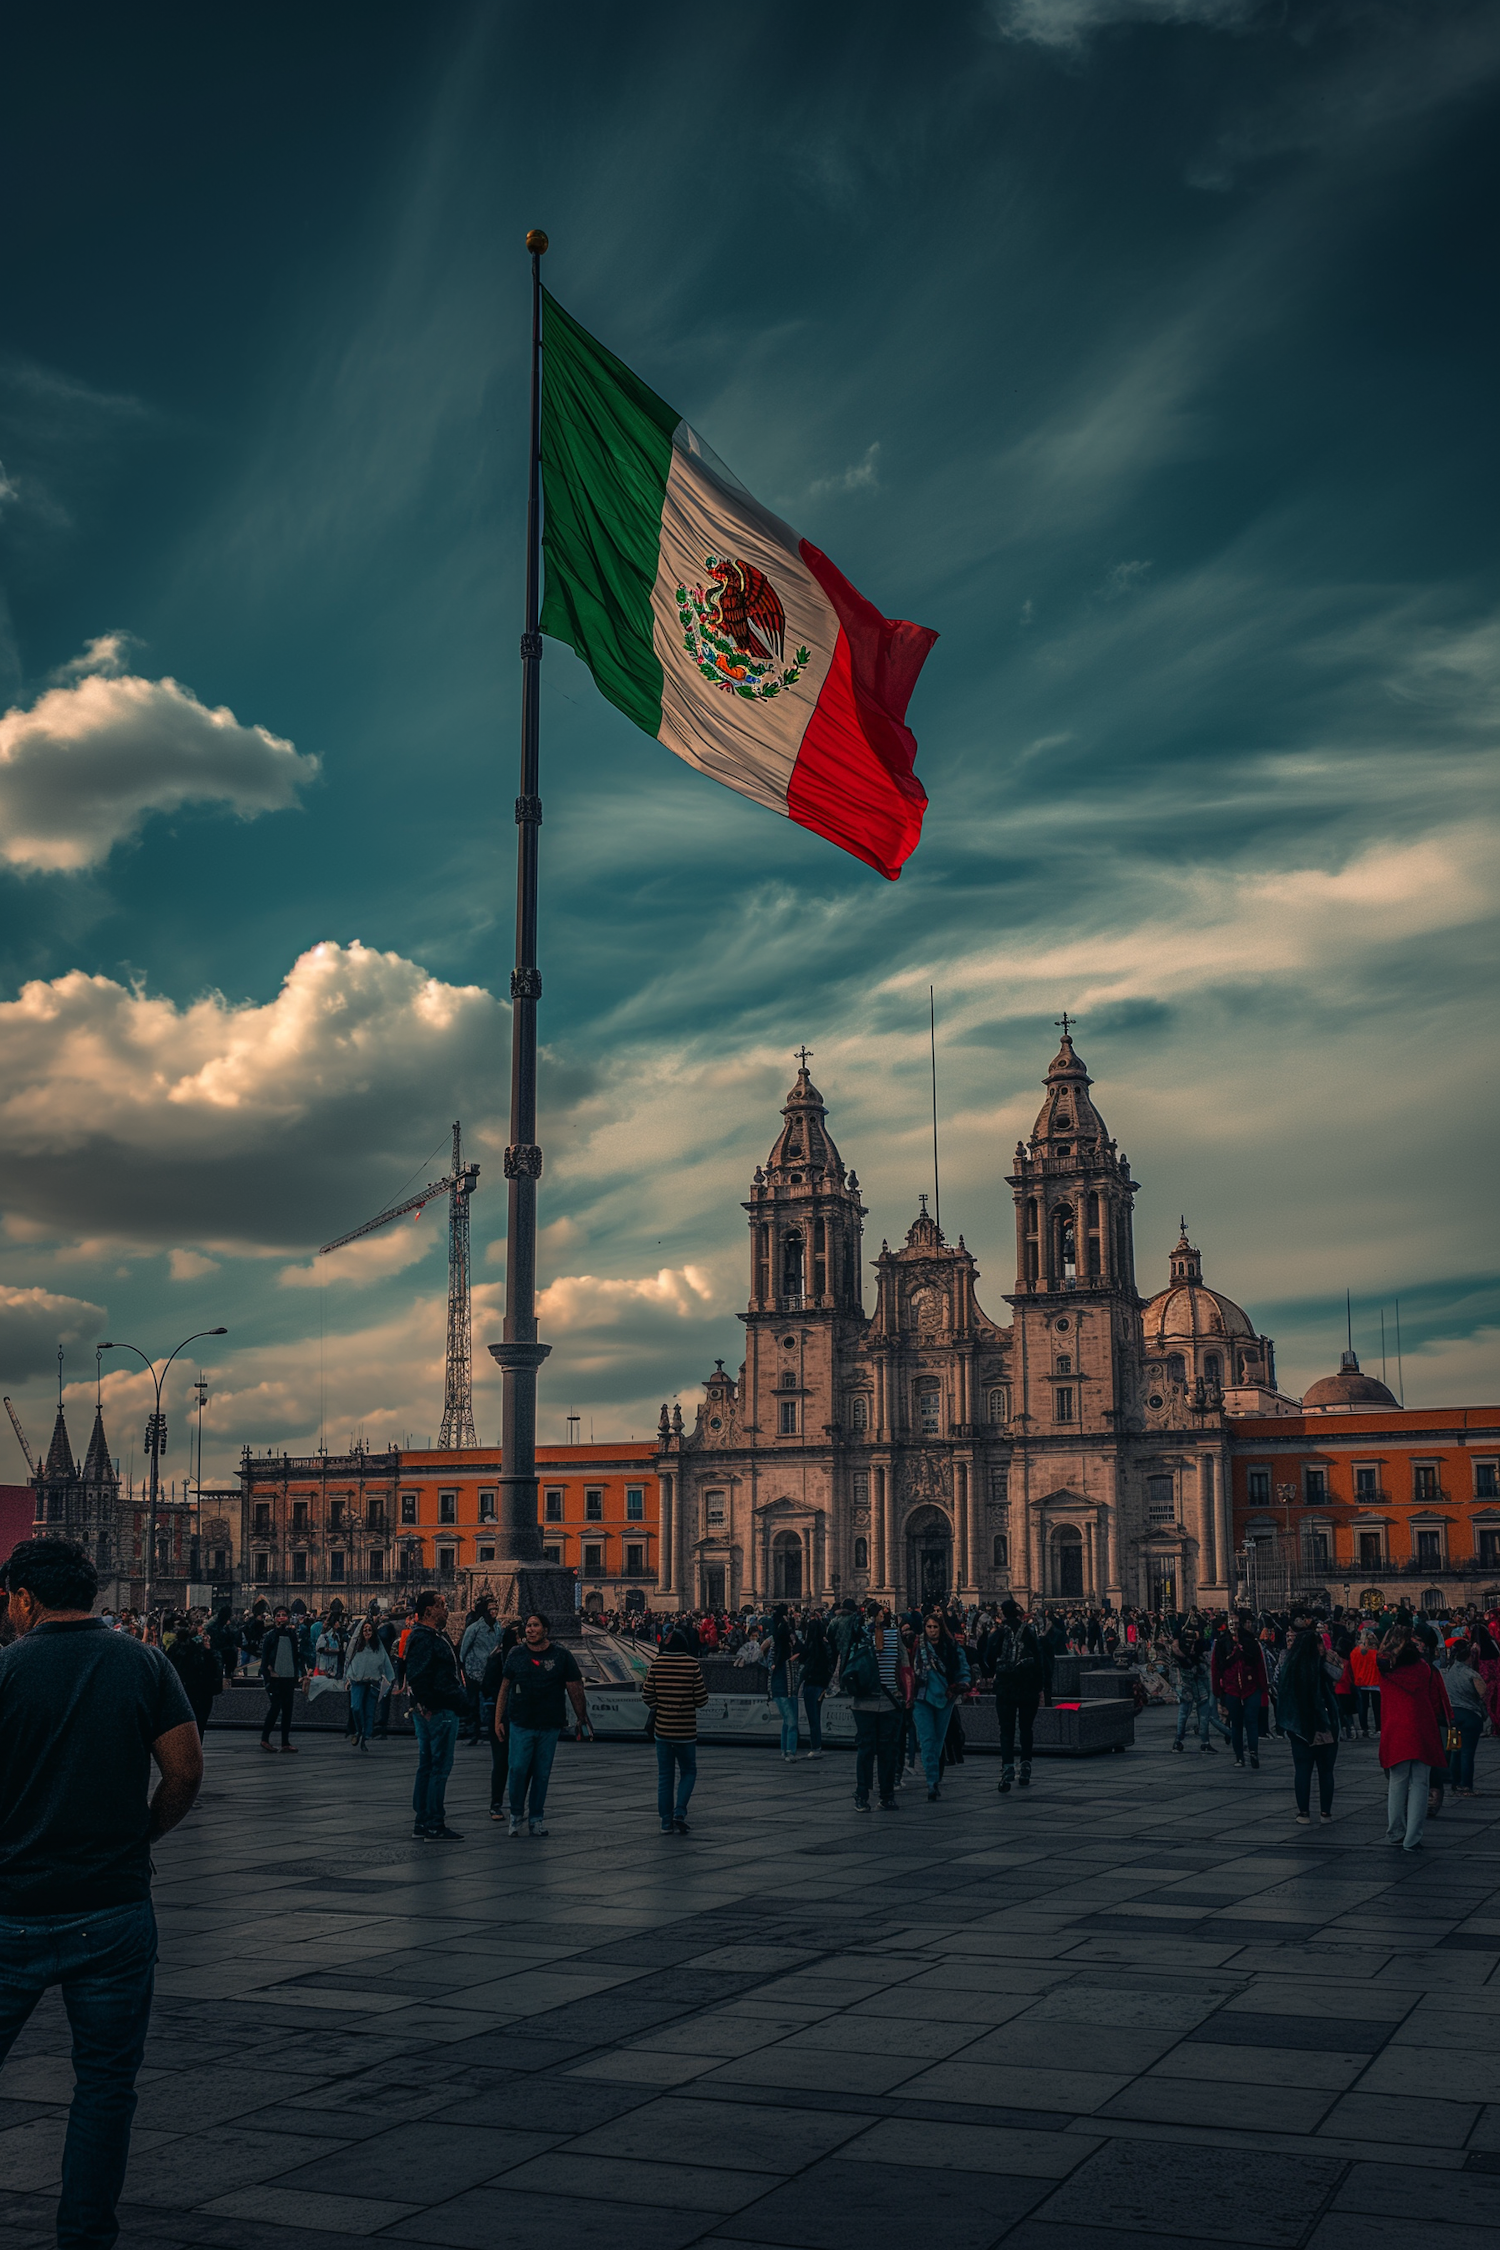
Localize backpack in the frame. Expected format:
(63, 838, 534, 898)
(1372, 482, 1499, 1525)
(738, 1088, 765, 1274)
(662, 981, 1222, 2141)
(841, 1631, 881, 1699)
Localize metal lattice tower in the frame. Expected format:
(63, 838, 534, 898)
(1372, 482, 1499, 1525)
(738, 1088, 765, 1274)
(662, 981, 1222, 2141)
(439, 1120, 478, 1449)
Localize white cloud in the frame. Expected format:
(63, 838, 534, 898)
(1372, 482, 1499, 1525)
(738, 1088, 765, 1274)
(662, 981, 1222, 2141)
(280, 1220, 439, 1290)
(1101, 559, 1152, 599)
(990, 0, 1256, 49)
(539, 1265, 720, 1332)
(0, 1283, 106, 1380)
(167, 1249, 219, 1281)
(0, 939, 503, 1250)
(0, 646, 318, 871)
(810, 442, 881, 498)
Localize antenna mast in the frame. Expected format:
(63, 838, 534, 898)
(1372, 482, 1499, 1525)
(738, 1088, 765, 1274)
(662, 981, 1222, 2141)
(439, 1120, 479, 1449)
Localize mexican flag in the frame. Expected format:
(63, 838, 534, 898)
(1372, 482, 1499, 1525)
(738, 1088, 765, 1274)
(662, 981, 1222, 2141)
(538, 291, 937, 881)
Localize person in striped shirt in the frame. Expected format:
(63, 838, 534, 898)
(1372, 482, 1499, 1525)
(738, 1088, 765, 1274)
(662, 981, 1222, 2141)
(642, 1630, 709, 1835)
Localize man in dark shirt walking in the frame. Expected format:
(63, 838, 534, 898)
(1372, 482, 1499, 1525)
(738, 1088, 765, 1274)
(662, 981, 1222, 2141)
(0, 1537, 201, 2250)
(404, 1589, 468, 1841)
(258, 1605, 304, 1752)
(495, 1612, 589, 1836)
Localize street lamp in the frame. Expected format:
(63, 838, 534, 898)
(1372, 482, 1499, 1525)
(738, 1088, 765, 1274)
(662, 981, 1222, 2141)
(99, 1329, 227, 1615)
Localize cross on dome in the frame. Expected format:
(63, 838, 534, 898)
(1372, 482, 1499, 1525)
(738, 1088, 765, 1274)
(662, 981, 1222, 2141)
(795, 1045, 814, 1072)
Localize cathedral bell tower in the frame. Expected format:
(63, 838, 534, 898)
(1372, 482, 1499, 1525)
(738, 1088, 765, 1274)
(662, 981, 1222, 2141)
(1004, 1023, 1142, 1606)
(745, 1052, 866, 1321)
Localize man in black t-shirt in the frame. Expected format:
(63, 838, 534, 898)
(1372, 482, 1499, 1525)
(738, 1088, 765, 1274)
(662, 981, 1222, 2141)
(0, 1537, 201, 2250)
(495, 1612, 589, 1837)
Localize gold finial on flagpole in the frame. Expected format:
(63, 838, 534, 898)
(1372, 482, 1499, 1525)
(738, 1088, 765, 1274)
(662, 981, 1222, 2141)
(526, 229, 549, 255)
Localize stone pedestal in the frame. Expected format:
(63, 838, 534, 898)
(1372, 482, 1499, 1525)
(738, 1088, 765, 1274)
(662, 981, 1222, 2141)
(480, 1563, 583, 1642)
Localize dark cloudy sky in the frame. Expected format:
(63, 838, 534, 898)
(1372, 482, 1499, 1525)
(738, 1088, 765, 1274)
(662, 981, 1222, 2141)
(1, 0, 1496, 1480)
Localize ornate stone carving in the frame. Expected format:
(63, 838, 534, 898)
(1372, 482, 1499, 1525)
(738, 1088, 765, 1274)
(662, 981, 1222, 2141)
(901, 1451, 952, 1507)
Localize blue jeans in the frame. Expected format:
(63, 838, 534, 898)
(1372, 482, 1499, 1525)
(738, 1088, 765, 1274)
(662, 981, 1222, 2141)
(349, 1682, 381, 1741)
(775, 1694, 799, 1757)
(913, 1697, 952, 1789)
(1449, 1709, 1482, 1790)
(1175, 1676, 1229, 1742)
(656, 1738, 697, 1824)
(801, 1681, 825, 1750)
(507, 1723, 560, 1819)
(1223, 1694, 1261, 1761)
(411, 1708, 459, 1829)
(0, 1899, 156, 2249)
(1386, 1756, 1429, 1847)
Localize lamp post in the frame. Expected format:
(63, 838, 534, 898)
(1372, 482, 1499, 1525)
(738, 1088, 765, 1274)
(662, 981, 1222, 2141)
(100, 1330, 227, 1616)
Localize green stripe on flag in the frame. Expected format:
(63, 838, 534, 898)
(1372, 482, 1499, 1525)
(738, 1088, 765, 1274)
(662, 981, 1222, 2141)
(539, 290, 679, 736)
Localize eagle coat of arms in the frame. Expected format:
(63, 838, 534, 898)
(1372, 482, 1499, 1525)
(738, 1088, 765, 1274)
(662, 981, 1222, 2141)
(676, 554, 811, 702)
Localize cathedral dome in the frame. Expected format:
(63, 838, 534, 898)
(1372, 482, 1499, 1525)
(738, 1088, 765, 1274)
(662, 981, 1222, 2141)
(1143, 1282, 1255, 1347)
(1302, 1350, 1399, 1413)
(764, 1055, 846, 1183)
(1141, 1224, 1255, 1348)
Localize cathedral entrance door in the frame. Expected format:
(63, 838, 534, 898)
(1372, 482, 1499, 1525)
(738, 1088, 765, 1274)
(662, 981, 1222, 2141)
(1053, 1526, 1084, 1598)
(771, 1532, 802, 1600)
(1148, 1559, 1176, 1611)
(904, 1505, 952, 1608)
(702, 1564, 726, 1610)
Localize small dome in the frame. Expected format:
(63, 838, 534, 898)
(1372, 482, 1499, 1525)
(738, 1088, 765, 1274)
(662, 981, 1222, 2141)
(1302, 1350, 1399, 1413)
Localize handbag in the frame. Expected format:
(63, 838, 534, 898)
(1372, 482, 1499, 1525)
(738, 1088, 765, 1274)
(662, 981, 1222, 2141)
(1444, 1724, 1462, 1754)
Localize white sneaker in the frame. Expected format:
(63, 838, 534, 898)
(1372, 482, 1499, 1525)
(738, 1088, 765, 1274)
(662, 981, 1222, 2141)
(529, 1818, 549, 1835)
(507, 1814, 523, 1836)
(807, 1749, 825, 1759)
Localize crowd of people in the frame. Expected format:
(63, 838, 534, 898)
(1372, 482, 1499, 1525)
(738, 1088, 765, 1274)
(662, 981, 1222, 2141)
(42, 1579, 1500, 1850)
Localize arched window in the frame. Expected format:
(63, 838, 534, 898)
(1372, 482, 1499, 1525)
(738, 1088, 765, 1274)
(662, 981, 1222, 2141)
(993, 1533, 1008, 1568)
(781, 1229, 804, 1301)
(1204, 1353, 1222, 1387)
(1166, 1353, 1186, 1385)
(1056, 1205, 1076, 1281)
(850, 1394, 869, 1431)
(1024, 1197, 1039, 1284)
(755, 1224, 770, 1303)
(987, 1385, 1009, 1425)
(812, 1217, 827, 1300)
(780, 1370, 797, 1390)
(916, 1380, 941, 1434)
(853, 1536, 868, 1570)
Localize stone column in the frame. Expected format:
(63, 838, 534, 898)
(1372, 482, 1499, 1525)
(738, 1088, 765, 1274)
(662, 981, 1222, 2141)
(1027, 1500, 1043, 1602)
(1085, 1517, 1096, 1595)
(658, 1476, 674, 1598)
(963, 1460, 980, 1589)
(1199, 1455, 1216, 1588)
(882, 1464, 898, 1600)
(954, 1462, 968, 1590)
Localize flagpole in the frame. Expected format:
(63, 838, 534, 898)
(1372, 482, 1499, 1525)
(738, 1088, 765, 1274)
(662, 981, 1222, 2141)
(490, 227, 553, 1595)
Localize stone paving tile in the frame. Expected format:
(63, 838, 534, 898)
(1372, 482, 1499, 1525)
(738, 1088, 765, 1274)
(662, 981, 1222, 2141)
(714, 2155, 1050, 2248)
(12, 1715, 1500, 2248)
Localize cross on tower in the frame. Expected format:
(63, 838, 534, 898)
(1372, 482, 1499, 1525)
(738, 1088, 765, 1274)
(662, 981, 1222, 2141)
(1055, 1011, 1074, 1037)
(795, 1045, 814, 1072)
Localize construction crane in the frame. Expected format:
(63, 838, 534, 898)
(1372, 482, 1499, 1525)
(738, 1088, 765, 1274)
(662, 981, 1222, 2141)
(3, 1397, 35, 1474)
(320, 1121, 480, 1449)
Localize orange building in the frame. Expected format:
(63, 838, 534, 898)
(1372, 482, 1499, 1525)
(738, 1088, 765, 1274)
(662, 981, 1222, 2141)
(1230, 1394, 1500, 1609)
(237, 1442, 660, 1615)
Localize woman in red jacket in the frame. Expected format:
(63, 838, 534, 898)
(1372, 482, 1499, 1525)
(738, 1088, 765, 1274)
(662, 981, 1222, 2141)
(1377, 1619, 1453, 1851)
(1212, 1613, 1270, 1770)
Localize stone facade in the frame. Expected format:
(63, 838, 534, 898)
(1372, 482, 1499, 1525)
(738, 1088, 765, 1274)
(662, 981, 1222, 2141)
(654, 1031, 1272, 1612)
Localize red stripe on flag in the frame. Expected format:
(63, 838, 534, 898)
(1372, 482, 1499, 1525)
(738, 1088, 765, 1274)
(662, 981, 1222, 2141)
(788, 542, 936, 881)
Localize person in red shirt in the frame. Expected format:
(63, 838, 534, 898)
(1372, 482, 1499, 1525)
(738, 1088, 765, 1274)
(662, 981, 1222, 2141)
(1377, 1619, 1452, 1851)
(1211, 1613, 1269, 1769)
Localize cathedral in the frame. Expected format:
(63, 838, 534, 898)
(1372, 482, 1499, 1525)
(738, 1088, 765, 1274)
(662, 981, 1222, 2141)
(653, 1028, 1286, 1614)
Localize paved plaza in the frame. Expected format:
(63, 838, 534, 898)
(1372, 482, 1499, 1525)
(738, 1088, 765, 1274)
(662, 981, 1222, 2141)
(2, 1705, 1498, 2249)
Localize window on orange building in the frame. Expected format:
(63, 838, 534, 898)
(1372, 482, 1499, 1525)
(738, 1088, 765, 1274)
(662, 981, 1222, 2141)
(625, 1543, 644, 1575)
(543, 1544, 561, 1565)
(1355, 1465, 1378, 1498)
(479, 1490, 496, 1521)
(545, 1488, 564, 1521)
(1476, 1463, 1498, 1499)
(585, 1489, 603, 1522)
(583, 1543, 603, 1573)
(1247, 1470, 1270, 1504)
(1413, 1465, 1437, 1501)
(292, 1553, 306, 1581)
(626, 1487, 644, 1520)
(1304, 1468, 1327, 1503)
(437, 1547, 456, 1576)
(370, 1550, 384, 1579)
(439, 1492, 457, 1524)
(478, 1542, 495, 1562)
(254, 1554, 269, 1582)
(400, 1493, 418, 1524)
(330, 1551, 345, 1581)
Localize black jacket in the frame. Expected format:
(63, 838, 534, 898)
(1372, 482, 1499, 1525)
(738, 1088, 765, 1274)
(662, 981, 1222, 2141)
(258, 1625, 304, 1683)
(983, 1621, 1052, 1696)
(404, 1623, 467, 1714)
